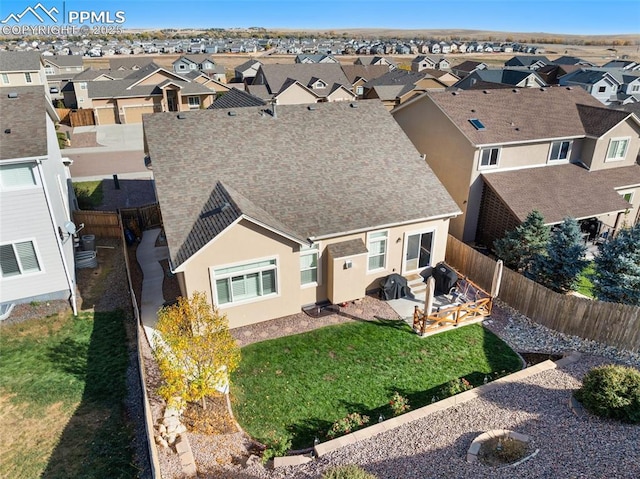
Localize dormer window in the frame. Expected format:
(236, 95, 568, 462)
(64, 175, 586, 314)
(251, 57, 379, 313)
(606, 138, 629, 162)
(549, 140, 572, 162)
(313, 80, 327, 89)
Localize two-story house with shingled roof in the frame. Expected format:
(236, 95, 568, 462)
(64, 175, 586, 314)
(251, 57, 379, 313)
(0, 86, 77, 319)
(392, 87, 640, 247)
(144, 101, 460, 328)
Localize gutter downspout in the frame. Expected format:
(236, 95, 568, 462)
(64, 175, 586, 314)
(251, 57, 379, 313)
(36, 159, 77, 316)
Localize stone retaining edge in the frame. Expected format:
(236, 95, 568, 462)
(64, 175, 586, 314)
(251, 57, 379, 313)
(314, 356, 580, 458)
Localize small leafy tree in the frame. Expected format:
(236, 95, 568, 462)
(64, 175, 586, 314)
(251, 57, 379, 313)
(493, 210, 549, 272)
(153, 291, 240, 409)
(531, 217, 587, 293)
(592, 224, 640, 306)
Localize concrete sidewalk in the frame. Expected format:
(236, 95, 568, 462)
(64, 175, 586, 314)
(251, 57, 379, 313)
(136, 228, 169, 343)
(67, 124, 144, 154)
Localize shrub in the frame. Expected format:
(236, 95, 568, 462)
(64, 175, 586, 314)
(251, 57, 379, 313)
(327, 413, 369, 439)
(261, 435, 291, 464)
(389, 391, 410, 416)
(322, 465, 377, 479)
(574, 365, 640, 423)
(442, 377, 473, 397)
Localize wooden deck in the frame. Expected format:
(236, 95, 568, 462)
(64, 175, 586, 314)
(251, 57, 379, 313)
(412, 267, 493, 336)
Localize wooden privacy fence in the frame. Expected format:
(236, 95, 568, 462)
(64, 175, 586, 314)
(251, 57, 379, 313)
(445, 235, 640, 352)
(72, 209, 121, 238)
(55, 108, 72, 124)
(69, 109, 95, 127)
(120, 203, 163, 232)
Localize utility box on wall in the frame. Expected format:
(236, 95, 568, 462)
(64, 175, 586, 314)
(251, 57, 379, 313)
(326, 239, 368, 304)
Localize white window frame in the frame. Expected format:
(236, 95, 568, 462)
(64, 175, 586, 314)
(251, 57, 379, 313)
(300, 244, 320, 288)
(1, 73, 8, 84)
(479, 147, 500, 169)
(606, 137, 630, 162)
(313, 80, 327, 89)
(211, 256, 279, 308)
(24, 72, 32, 83)
(187, 96, 201, 109)
(44, 65, 55, 75)
(0, 163, 39, 191)
(367, 230, 389, 272)
(401, 228, 435, 275)
(0, 239, 43, 279)
(548, 140, 573, 163)
(79, 82, 87, 90)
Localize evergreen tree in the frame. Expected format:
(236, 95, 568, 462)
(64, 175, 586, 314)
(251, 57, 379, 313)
(493, 210, 549, 272)
(531, 217, 588, 293)
(592, 224, 640, 305)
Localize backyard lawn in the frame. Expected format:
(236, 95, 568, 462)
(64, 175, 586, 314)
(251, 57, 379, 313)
(575, 262, 595, 298)
(0, 310, 136, 479)
(73, 180, 104, 209)
(232, 321, 521, 450)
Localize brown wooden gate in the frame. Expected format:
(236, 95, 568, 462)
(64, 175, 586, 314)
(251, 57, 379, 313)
(120, 203, 163, 232)
(69, 109, 96, 127)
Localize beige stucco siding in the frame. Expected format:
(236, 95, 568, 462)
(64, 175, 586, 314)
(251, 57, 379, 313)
(275, 85, 318, 105)
(586, 120, 640, 171)
(178, 216, 451, 328)
(393, 98, 476, 239)
(180, 219, 301, 329)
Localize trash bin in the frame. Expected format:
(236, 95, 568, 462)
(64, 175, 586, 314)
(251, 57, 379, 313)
(81, 234, 95, 251)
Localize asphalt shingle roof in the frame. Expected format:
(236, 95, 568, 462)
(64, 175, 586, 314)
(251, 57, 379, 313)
(482, 164, 640, 224)
(0, 51, 42, 72)
(421, 87, 608, 146)
(577, 104, 632, 137)
(326, 239, 368, 259)
(208, 88, 266, 109)
(0, 86, 48, 160)
(43, 55, 83, 68)
(144, 101, 460, 268)
(257, 64, 351, 96)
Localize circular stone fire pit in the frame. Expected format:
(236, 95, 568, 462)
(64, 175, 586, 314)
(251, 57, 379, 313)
(467, 429, 532, 466)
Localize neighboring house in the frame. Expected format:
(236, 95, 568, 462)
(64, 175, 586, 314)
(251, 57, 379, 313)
(355, 56, 397, 71)
(340, 64, 390, 97)
(109, 58, 154, 71)
(559, 69, 621, 105)
(0, 51, 47, 90)
(552, 56, 595, 67)
(65, 62, 218, 124)
(392, 87, 640, 245)
(602, 60, 640, 71)
(535, 63, 582, 85)
(234, 59, 262, 83)
(208, 87, 266, 109)
(453, 68, 547, 90)
(171, 54, 226, 82)
(144, 101, 460, 328)
(0, 86, 77, 319)
(418, 69, 459, 87)
(450, 61, 487, 79)
(504, 55, 550, 69)
(250, 63, 354, 103)
(363, 70, 448, 110)
(295, 54, 339, 64)
(411, 55, 450, 72)
(42, 55, 84, 100)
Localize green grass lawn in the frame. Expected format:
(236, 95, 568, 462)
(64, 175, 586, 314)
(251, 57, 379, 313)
(232, 321, 521, 450)
(0, 310, 136, 479)
(73, 180, 104, 209)
(576, 262, 595, 298)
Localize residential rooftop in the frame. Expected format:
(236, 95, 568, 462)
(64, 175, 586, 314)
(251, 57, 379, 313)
(412, 87, 619, 146)
(0, 86, 49, 160)
(144, 100, 460, 268)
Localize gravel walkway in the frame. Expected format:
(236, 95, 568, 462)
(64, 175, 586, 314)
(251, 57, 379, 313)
(179, 298, 639, 479)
